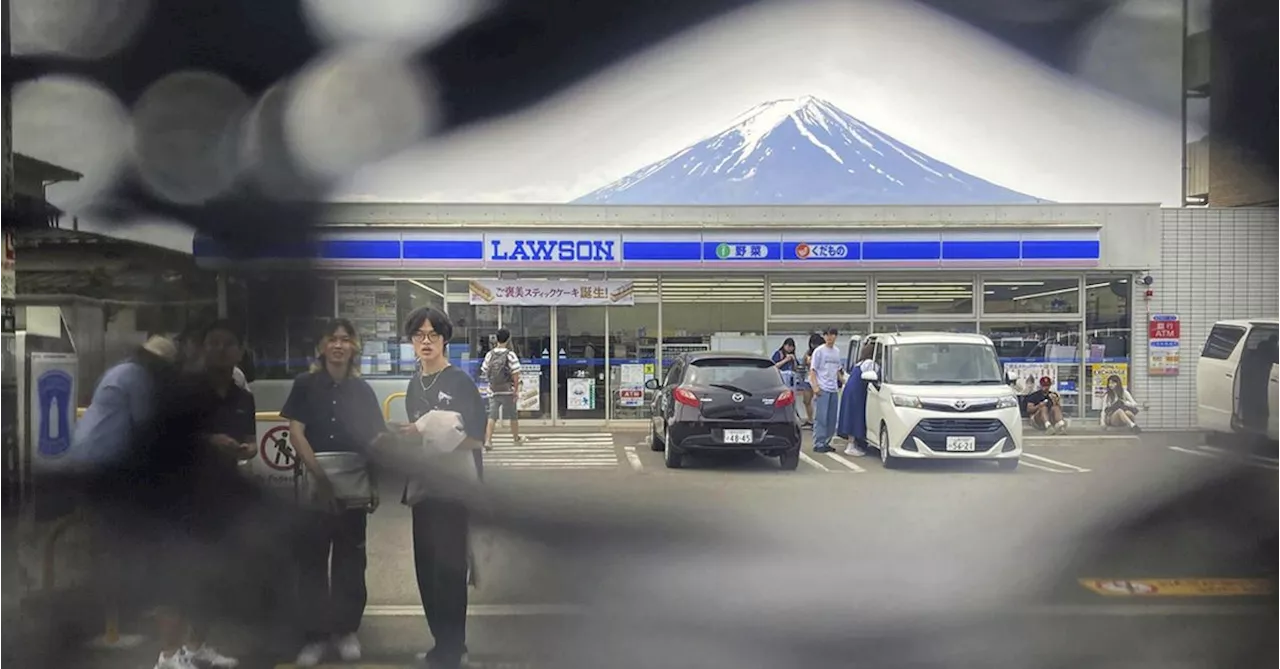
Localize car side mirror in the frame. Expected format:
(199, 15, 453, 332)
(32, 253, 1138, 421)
(860, 370, 879, 383)
(1005, 369, 1018, 383)
(644, 378, 660, 390)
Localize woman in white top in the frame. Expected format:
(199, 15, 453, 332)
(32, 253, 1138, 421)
(1100, 374, 1141, 433)
(836, 342, 878, 456)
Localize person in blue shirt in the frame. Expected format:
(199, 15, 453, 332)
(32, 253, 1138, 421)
(771, 338, 798, 390)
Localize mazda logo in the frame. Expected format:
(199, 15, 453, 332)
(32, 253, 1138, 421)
(732, 393, 745, 402)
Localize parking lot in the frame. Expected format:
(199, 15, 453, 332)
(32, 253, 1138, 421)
(475, 427, 1278, 478)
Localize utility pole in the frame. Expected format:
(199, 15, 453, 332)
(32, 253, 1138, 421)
(0, 0, 16, 519)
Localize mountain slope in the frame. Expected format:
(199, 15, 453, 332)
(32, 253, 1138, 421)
(575, 96, 1041, 205)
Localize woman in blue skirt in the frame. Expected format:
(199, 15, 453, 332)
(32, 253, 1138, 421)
(837, 342, 877, 457)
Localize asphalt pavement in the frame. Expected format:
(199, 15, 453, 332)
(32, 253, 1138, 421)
(51, 429, 1278, 668)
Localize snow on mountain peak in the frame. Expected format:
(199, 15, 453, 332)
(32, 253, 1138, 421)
(576, 97, 1041, 206)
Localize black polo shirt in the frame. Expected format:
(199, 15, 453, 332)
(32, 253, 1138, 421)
(197, 381, 257, 443)
(280, 370, 385, 453)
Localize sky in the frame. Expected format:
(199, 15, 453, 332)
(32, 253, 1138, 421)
(333, 0, 1188, 205)
(13, 0, 1191, 253)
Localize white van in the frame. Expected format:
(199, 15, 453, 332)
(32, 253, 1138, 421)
(1196, 319, 1278, 442)
(859, 332, 1023, 470)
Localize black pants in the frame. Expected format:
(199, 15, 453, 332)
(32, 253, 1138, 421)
(412, 499, 470, 664)
(296, 509, 368, 641)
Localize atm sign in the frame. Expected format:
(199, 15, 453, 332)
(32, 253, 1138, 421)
(794, 243, 851, 260)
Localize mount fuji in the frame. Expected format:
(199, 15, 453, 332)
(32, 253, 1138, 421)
(575, 97, 1041, 205)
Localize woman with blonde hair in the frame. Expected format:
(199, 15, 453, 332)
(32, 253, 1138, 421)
(281, 319, 387, 667)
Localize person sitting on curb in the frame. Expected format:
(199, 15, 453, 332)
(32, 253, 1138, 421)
(1100, 374, 1141, 433)
(1025, 376, 1067, 434)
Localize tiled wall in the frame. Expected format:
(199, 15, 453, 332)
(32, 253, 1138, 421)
(1138, 208, 1279, 429)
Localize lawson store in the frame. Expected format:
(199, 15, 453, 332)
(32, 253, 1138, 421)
(200, 203, 1161, 427)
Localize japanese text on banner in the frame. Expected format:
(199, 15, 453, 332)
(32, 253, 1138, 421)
(469, 279, 635, 306)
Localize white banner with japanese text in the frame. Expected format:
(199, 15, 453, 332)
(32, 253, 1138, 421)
(468, 279, 635, 306)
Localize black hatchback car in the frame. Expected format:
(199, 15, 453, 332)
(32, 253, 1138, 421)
(645, 352, 802, 470)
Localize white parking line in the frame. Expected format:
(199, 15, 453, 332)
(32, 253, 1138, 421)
(1173, 445, 1280, 470)
(1022, 452, 1091, 473)
(798, 452, 832, 472)
(624, 445, 644, 472)
(824, 452, 867, 472)
(1021, 460, 1070, 473)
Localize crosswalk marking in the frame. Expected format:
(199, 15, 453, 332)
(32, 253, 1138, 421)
(485, 434, 619, 470)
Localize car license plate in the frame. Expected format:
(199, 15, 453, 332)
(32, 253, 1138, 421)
(945, 436, 977, 452)
(724, 429, 754, 444)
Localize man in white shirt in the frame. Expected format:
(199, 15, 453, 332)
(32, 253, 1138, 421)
(481, 328, 522, 448)
(808, 327, 846, 454)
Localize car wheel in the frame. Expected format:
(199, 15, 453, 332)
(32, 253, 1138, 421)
(879, 424, 900, 469)
(997, 458, 1019, 471)
(779, 447, 800, 471)
(650, 419, 664, 451)
(664, 428, 683, 469)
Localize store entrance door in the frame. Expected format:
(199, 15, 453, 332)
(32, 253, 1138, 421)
(499, 305, 606, 424)
(501, 306, 553, 425)
(555, 305, 606, 421)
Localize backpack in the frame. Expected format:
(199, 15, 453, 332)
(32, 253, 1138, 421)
(485, 349, 515, 392)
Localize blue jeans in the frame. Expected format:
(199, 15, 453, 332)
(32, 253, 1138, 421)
(812, 389, 840, 450)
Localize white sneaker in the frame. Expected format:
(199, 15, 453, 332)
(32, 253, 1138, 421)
(185, 644, 238, 668)
(1055, 420, 1068, 434)
(295, 642, 327, 668)
(843, 445, 867, 457)
(154, 650, 199, 669)
(336, 633, 362, 662)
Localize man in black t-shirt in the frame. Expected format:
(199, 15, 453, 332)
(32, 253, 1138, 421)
(1025, 375, 1067, 434)
(387, 307, 486, 669)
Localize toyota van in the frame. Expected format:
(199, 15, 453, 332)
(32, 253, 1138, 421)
(859, 332, 1023, 470)
(1196, 319, 1278, 443)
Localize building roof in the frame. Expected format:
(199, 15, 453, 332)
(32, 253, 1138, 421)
(14, 153, 83, 183)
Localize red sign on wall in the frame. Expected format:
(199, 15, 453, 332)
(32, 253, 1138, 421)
(1149, 316, 1180, 340)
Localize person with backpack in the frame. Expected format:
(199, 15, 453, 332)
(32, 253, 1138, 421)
(481, 328, 522, 449)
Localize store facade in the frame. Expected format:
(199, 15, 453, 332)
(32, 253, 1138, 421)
(201, 203, 1165, 427)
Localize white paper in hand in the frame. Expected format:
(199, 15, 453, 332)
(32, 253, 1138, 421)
(415, 410, 467, 455)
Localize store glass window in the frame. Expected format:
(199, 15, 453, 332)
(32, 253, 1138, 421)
(875, 277, 974, 315)
(242, 274, 334, 379)
(983, 322, 1083, 418)
(395, 278, 445, 375)
(445, 278, 500, 384)
(768, 277, 868, 317)
(335, 278, 401, 376)
(983, 277, 1080, 315)
(660, 276, 765, 377)
(608, 278, 659, 420)
(1084, 275, 1133, 420)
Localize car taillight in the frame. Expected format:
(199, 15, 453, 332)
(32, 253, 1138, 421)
(775, 390, 795, 407)
(674, 388, 701, 407)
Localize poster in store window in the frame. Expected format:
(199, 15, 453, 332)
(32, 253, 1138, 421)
(1090, 362, 1129, 410)
(619, 363, 645, 407)
(1005, 363, 1057, 395)
(567, 377, 595, 410)
(518, 366, 542, 412)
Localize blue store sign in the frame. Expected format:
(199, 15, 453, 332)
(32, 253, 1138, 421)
(194, 229, 1102, 268)
(487, 236, 621, 264)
